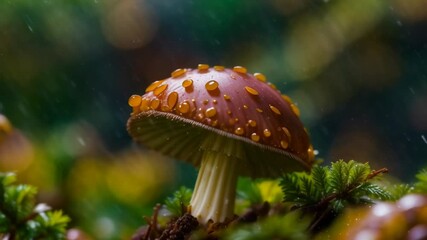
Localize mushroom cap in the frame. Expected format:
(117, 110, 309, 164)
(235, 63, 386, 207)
(127, 66, 314, 178)
(0, 114, 34, 171)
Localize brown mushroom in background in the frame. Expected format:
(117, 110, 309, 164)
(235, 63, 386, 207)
(0, 114, 34, 171)
(0, 114, 13, 143)
(127, 64, 314, 224)
(330, 194, 427, 240)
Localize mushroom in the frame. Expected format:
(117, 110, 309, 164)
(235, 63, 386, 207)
(0, 114, 12, 143)
(0, 114, 34, 171)
(127, 65, 315, 224)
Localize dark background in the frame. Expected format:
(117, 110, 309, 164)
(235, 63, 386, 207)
(1, 0, 426, 238)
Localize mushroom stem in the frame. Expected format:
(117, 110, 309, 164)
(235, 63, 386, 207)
(190, 135, 242, 224)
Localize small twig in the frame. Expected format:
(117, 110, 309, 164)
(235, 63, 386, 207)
(142, 217, 152, 240)
(308, 206, 331, 232)
(151, 204, 161, 236)
(142, 204, 162, 240)
(366, 168, 388, 180)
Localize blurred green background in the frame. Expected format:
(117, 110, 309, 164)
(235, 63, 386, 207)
(1, 0, 426, 238)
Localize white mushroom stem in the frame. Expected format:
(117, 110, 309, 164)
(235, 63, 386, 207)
(190, 134, 242, 224)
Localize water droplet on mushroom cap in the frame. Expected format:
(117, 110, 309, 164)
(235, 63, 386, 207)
(150, 99, 160, 109)
(146, 80, 164, 92)
(280, 140, 289, 149)
(205, 107, 217, 118)
(254, 73, 266, 82)
(251, 133, 260, 142)
(235, 127, 244, 135)
(214, 66, 225, 71)
(171, 68, 186, 78)
(153, 84, 168, 96)
(245, 86, 259, 96)
(198, 64, 209, 71)
(263, 129, 271, 137)
(167, 92, 179, 109)
(182, 79, 193, 88)
(205, 80, 219, 91)
(269, 105, 281, 115)
(291, 104, 300, 117)
(233, 66, 247, 74)
(128, 95, 142, 107)
(178, 102, 190, 114)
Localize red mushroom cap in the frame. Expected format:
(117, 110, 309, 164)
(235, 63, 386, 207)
(127, 65, 314, 177)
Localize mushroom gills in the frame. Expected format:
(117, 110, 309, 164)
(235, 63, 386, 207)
(127, 111, 309, 178)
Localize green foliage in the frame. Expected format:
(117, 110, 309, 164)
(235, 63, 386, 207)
(140, 161, 427, 239)
(280, 160, 390, 231)
(0, 172, 70, 239)
(281, 160, 390, 207)
(386, 184, 414, 201)
(164, 186, 192, 217)
(237, 178, 283, 206)
(237, 178, 263, 206)
(384, 168, 427, 200)
(224, 211, 310, 240)
(414, 169, 427, 193)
